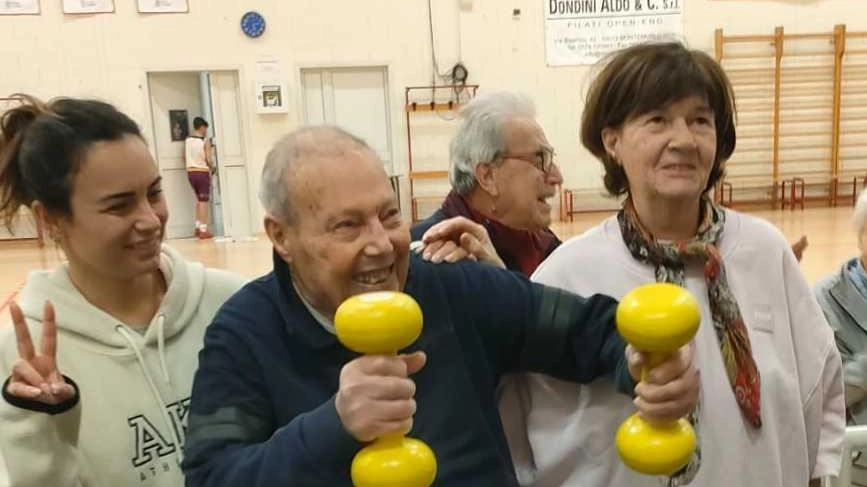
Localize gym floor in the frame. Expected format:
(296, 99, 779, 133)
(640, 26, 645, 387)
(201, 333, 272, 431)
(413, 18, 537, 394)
(0, 205, 856, 319)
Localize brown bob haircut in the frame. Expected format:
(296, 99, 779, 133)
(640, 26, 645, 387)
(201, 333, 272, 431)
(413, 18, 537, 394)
(580, 42, 737, 196)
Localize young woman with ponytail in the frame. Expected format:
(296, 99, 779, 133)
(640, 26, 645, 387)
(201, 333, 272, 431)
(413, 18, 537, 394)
(0, 95, 244, 486)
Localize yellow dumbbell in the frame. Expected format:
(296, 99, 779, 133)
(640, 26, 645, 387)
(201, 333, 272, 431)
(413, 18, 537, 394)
(334, 291, 437, 487)
(615, 282, 700, 476)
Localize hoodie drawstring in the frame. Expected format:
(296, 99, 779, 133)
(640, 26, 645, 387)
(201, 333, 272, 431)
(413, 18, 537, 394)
(115, 323, 185, 466)
(156, 315, 171, 386)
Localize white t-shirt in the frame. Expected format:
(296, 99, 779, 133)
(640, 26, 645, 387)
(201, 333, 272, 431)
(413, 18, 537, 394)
(499, 210, 845, 487)
(184, 136, 208, 170)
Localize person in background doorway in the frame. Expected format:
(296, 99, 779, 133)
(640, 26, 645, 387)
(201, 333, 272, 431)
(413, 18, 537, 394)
(411, 92, 563, 277)
(185, 116, 214, 239)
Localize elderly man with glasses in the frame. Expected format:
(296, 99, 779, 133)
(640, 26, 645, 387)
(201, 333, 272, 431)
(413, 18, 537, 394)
(411, 91, 564, 277)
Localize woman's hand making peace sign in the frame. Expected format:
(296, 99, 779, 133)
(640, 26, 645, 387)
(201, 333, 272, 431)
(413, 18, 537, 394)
(5, 301, 76, 405)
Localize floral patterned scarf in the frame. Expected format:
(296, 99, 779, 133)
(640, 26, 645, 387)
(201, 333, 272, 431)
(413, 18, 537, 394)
(617, 196, 762, 428)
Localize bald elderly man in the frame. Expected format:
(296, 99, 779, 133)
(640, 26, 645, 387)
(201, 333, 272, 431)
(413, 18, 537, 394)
(182, 126, 699, 487)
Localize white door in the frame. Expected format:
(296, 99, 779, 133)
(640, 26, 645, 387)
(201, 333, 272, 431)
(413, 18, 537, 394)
(208, 71, 252, 238)
(147, 72, 202, 239)
(301, 67, 393, 170)
(198, 72, 225, 238)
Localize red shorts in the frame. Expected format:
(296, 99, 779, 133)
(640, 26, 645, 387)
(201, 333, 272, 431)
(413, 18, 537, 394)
(187, 171, 211, 202)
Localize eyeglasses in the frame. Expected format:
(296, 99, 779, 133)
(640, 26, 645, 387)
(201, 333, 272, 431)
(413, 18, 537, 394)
(496, 147, 557, 175)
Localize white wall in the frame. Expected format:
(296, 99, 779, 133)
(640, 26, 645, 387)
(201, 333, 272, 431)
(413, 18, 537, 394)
(1, 0, 865, 224)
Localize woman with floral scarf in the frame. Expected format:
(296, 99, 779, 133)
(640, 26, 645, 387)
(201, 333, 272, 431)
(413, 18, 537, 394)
(498, 42, 845, 487)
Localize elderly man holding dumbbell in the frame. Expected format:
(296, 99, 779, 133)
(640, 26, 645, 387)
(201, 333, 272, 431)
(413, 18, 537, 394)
(181, 126, 699, 487)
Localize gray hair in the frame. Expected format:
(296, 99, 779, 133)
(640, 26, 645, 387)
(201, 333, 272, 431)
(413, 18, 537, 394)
(449, 92, 537, 195)
(259, 126, 372, 223)
(855, 187, 867, 250)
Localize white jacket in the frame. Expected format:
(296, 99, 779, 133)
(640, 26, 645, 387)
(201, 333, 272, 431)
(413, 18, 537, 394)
(500, 210, 845, 486)
(0, 245, 245, 487)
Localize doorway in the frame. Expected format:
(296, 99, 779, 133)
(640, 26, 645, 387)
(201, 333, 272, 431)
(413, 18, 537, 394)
(146, 70, 252, 240)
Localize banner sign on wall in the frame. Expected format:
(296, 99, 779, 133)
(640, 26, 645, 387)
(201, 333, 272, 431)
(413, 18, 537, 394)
(545, 0, 683, 66)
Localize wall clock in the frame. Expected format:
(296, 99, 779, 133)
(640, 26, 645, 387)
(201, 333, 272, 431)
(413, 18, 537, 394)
(241, 11, 266, 38)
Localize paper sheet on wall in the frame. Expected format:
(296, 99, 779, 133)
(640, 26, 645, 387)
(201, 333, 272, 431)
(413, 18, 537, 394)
(256, 57, 283, 79)
(137, 0, 187, 13)
(63, 0, 113, 13)
(0, 0, 39, 14)
(544, 0, 683, 66)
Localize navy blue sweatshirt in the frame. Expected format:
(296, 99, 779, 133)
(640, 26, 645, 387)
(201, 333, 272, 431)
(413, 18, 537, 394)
(183, 253, 631, 486)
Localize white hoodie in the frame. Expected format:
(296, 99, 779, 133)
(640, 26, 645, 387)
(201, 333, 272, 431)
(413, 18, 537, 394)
(0, 245, 245, 487)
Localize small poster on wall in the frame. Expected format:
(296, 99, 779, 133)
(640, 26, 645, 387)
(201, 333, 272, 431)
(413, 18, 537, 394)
(137, 0, 187, 13)
(545, 0, 683, 66)
(0, 0, 40, 14)
(262, 86, 282, 108)
(63, 0, 114, 13)
(169, 109, 189, 141)
(255, 82, 288, 114)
